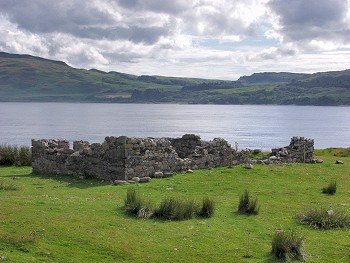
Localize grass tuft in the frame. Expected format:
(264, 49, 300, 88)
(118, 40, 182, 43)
(198, 197, 215, 218)
(271, 231, 305, 261)
(124, 188, 154, 218)
(154, 197, 199, 220)
(296, 208, 350, 230)
(124, 190, 214, 220)
(124, 188, 146, 215)
(322, 181, 337, 195)
(238, 190, 259, 215)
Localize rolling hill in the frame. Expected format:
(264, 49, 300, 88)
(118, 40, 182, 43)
(1, 52, 350, 105)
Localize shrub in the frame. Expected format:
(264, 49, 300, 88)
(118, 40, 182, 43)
(271, 231, 305, 261)
(0, 144, 31, 166)
(198, 197, 215, 218)
(0, 144, 17, 165)
(16, 146, 32, 166)
(154, 197, 200, 220)
(238, 190, 259, 215)
(322, 181, 336, 195)
(296, 208, 350, 230)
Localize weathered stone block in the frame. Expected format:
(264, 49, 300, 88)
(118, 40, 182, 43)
(139, 177, 151, 183)
(153, 171, 164, 178)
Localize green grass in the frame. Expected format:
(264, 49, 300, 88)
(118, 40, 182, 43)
(0, 152, 349, 262)
(315, 148, 350, 157)
(0, 179, 19, 190)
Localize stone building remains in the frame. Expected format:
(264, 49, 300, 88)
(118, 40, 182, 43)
(32, 134, 314, 181)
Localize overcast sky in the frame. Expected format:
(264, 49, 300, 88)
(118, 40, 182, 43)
(1, 0, 350, 80)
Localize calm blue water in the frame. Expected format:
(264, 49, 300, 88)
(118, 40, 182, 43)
(0, 103, 349, 150)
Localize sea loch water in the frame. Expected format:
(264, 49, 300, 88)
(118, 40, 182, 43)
(1, 103, 349, 150)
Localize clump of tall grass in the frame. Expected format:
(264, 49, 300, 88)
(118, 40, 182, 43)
(124, 188, 153, 218)
(154, 197, 199, 220)
(296, 208, 350, 230)
(238, 190, 259, 215)
(322, 181, 337, 195)
(198, 197, 215, 218)
(0, 180, 19, 191)
(271, 231, 305, 261)
(124, 189, 215, 220)
(0, 144, 31, 166)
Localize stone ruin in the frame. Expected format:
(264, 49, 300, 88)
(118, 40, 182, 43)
(31, 134, 314, 181)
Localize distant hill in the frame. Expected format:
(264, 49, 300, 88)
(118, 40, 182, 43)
(0, 51, 219, 102)
(238, 72, 309, 85)
(1, 51, 350, 105)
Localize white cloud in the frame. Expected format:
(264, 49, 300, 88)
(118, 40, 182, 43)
(0, 20, 49, 56)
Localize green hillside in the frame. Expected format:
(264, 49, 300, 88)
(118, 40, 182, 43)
(1, 52, 350, 105)
(0, 52, 219, 102)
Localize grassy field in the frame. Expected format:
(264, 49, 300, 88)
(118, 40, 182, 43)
(0, 151, 349, 262)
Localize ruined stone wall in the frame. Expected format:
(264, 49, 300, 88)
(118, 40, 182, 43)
(262, 136, 314, 164)
(32, 134, 234, 181)
(32, 137, 126, 180)
(32, 135, 315, 181)
(122, 135, 234, 179)
(123, 137, 185, 179)
(271, 136, 314, 163)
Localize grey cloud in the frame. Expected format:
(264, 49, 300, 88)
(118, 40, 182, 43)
(0, 0, 265, 46)
(1, 0, 113, 33)
(76, 26, 169, 44)
(268, 0, 350, 43)
(247, 47, 298, 61)
(0, 0, 171, 44)
(117, 0, 188, 14)
(269, 0, 347, 26)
